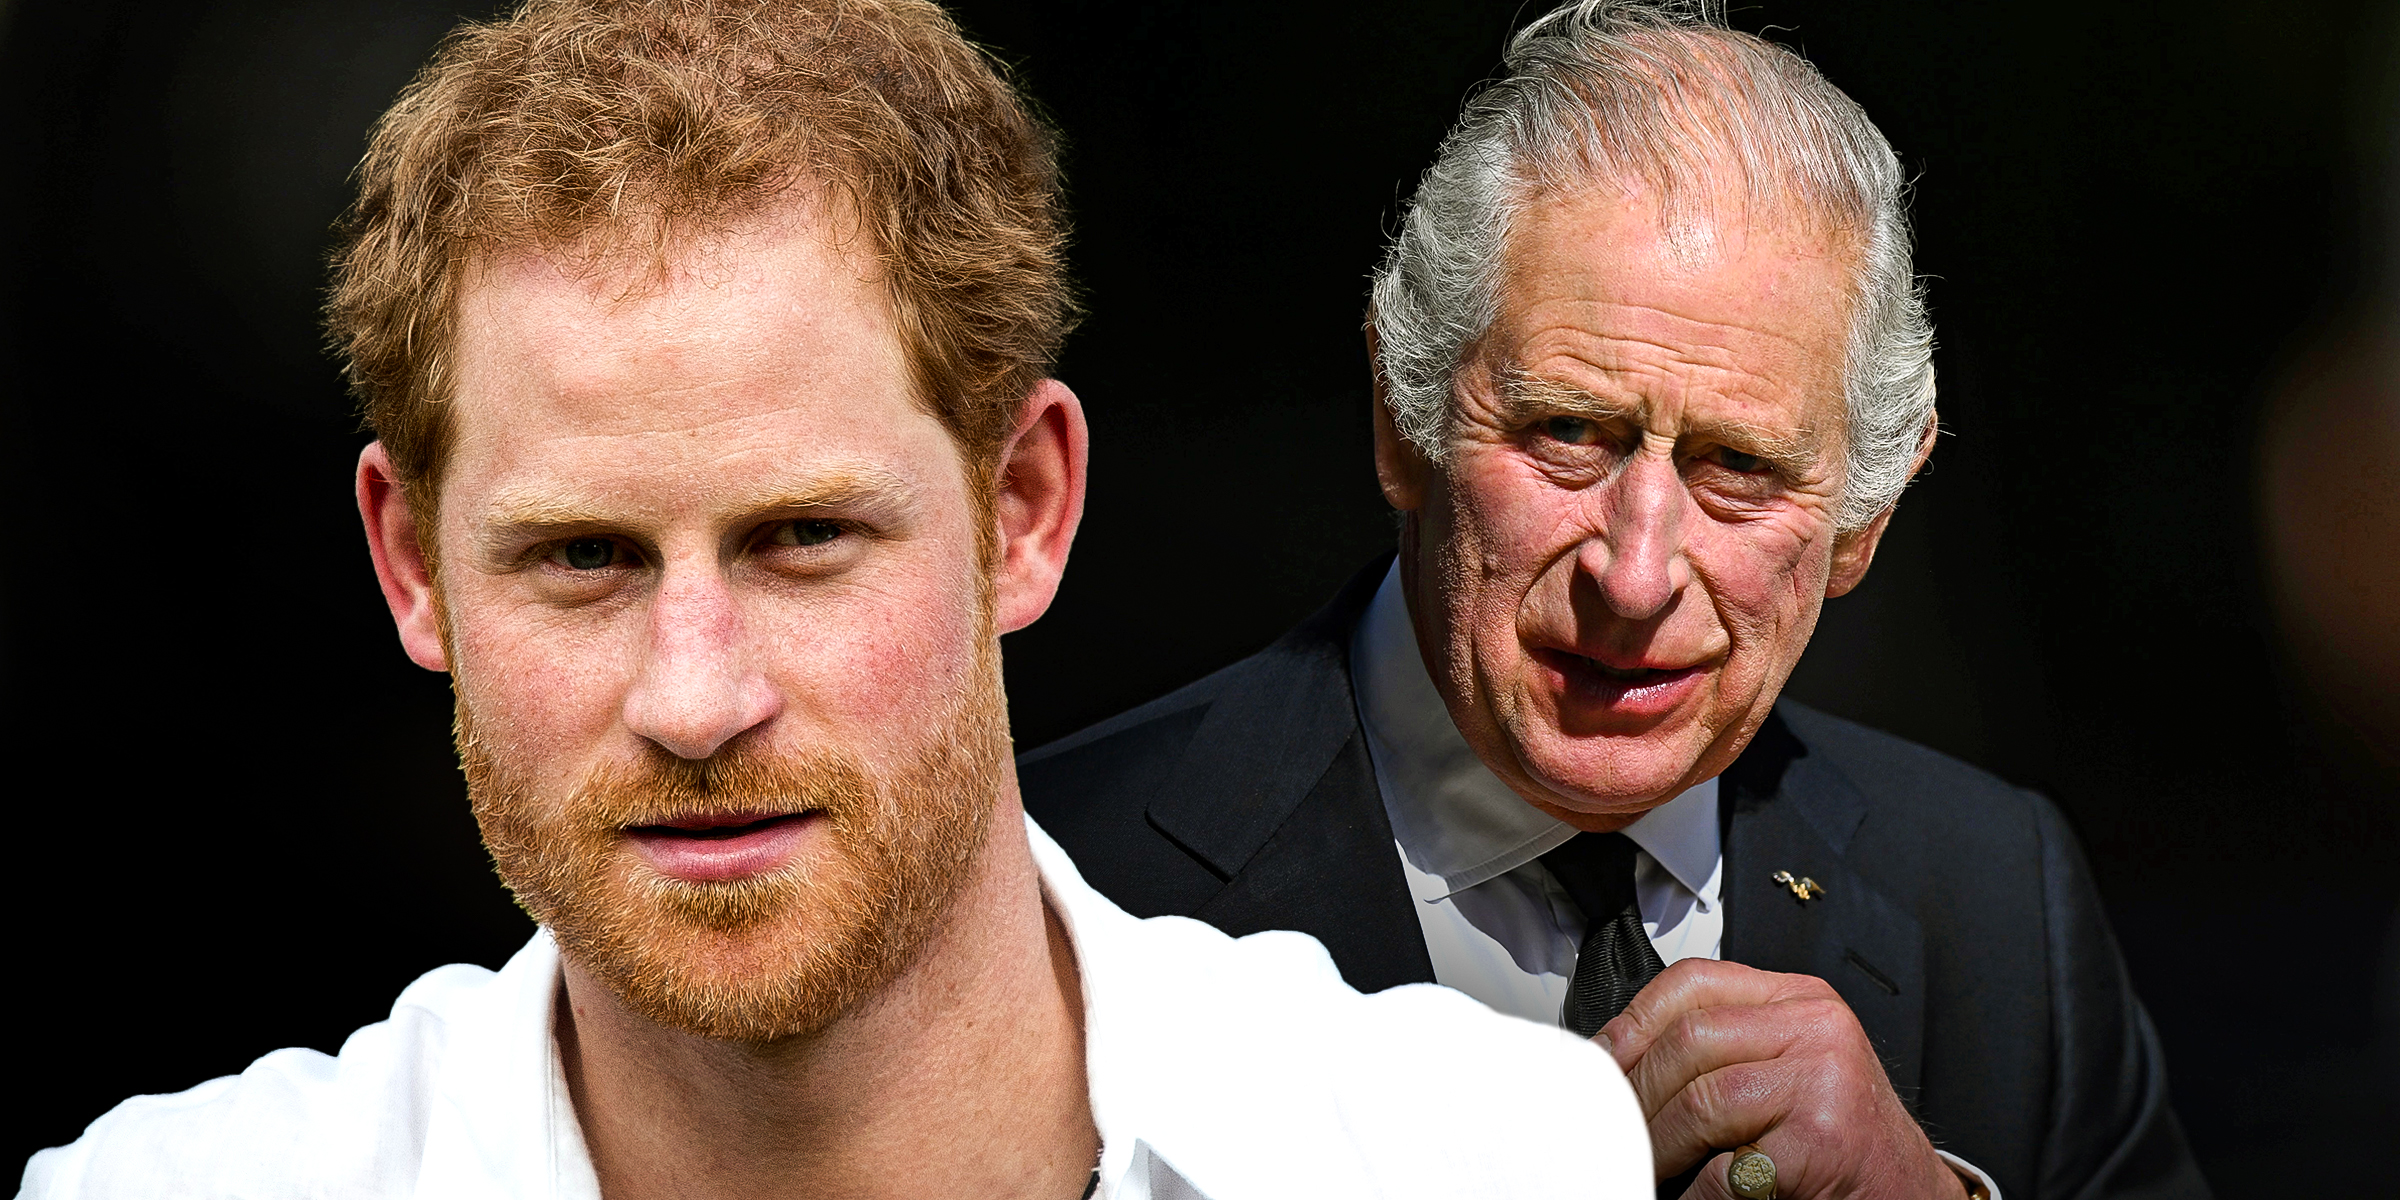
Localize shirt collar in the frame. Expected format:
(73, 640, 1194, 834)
(423, 822, 1212, 1199)
(1349, 559, 1721, 902)
(418, 929, 600, 1199)
(1028, 815, 1213, 1197)
(1620, 777, 1720, 907)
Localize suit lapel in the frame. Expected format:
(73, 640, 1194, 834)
(1721, 709, 1928, 1098)
(1190, 727, 1437, 991)
(1142, 618, 1364, 880)
(1143, 557, 1388, 879)
(1144, 556, 1435, 991)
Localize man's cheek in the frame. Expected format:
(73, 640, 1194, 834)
(1710, 509, 1823, 585)
(455, 613, 632, 749)
(1699, 529, 1830, 670)
(1752, 515, 1835, 619)
(1462, 463, 1581, 546)
(773, 593, 975, 725)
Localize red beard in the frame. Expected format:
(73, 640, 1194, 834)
(458, 645, 1008, 1044)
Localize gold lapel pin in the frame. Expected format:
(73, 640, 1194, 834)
(1771, 870, 1826, 901)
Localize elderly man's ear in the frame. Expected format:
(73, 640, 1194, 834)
(1368, 326, 1432, 513)
(992, 378, 1090, 634)
(1826, 412, 1940, 598)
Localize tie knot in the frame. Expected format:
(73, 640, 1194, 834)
(1538, 832, 1642, 926)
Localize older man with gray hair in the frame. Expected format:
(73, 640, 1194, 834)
(1025, 3, 2209, 1198)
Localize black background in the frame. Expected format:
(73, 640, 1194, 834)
(5, 1, 2397, 1193)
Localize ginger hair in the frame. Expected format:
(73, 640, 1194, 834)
(327, 0, 1074, 510)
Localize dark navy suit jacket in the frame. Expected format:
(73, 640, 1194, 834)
(1022, 558, 2209, 1200)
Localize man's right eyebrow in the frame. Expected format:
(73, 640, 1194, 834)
(476, 499, 623, 538)
(475, 467, 917, 541)
(1493, 373, 1646, 425)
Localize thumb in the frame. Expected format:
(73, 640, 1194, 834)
(1673, 1151, 1738, 1200)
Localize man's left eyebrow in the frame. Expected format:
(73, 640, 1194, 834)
(1495, 372, 1645, 425)
(1690, 416, 1821, 468)
(712, 467, 917, 518)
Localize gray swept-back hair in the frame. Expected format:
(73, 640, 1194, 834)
(1367, 0, 1935, 532)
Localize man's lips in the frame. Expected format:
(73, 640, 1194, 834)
(624, 810, 822, 882)
(1528, 646, 1710, 717)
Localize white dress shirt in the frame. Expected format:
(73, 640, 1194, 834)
(1349, 563, 1999, 1198)
(1351, 561, 1723, 1029)
(23, 817, 1650, 1200)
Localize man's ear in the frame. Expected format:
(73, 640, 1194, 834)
(357, 442, 449, 671)
(991, 378, 1089, 635)
(1827, 409, 1939, 597)
(1367, 325, 1430, 513)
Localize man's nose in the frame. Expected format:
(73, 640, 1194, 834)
(620, 566, 783, 761)
(1579, 451, 1691, 621)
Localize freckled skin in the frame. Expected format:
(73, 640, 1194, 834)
(430, 222, 984, 800)
(1380, 184, 1901, 830)
(355, 194, 1100, 1200)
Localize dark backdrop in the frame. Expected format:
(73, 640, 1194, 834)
(5, 1, 2395, 1193)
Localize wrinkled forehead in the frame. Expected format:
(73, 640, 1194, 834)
(1486, 180, 1858, 415)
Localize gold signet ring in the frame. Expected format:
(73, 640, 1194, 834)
(1728, 1143, 1778, 1199)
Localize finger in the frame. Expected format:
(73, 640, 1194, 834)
(1645, 1057, 1797, 1178)
(1671, 1150, 1735, 1200)
(1598, 960, 1835, 1069)
(1652, 1045, 1902, 1190)
(1624, 996, 1854, 1120)
(1670, 1145, 1821, 1200)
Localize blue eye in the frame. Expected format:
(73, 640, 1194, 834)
(560, 538, 616, 570)
(1712, 448, 1771, 474)
(771, 520, 842, 547)
(1543, 416, 1600, 445)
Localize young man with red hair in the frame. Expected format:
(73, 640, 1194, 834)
(23, 3, 1646, 1197)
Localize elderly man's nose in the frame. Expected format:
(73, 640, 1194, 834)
(621, 573, 782, 761)
(1583, 457, 1690, 620)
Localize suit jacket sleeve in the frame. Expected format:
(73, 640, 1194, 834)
(2032, 796, 2210, 1200)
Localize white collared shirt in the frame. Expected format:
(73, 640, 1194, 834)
(23, 817, 1651, 1200)
(1351, 561, 1724, 1029)
(1349, 562, 2000, 1199)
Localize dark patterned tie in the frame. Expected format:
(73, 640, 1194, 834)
(1539, 832, 1667, 1038)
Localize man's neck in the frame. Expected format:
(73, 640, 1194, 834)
(557, 802, 1099, 1200)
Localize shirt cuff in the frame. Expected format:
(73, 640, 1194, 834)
(1935, 1150, 2001, 1200)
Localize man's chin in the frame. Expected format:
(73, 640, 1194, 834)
(554, 883, 906, 1044)
(1506, 721, 1720, 818)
